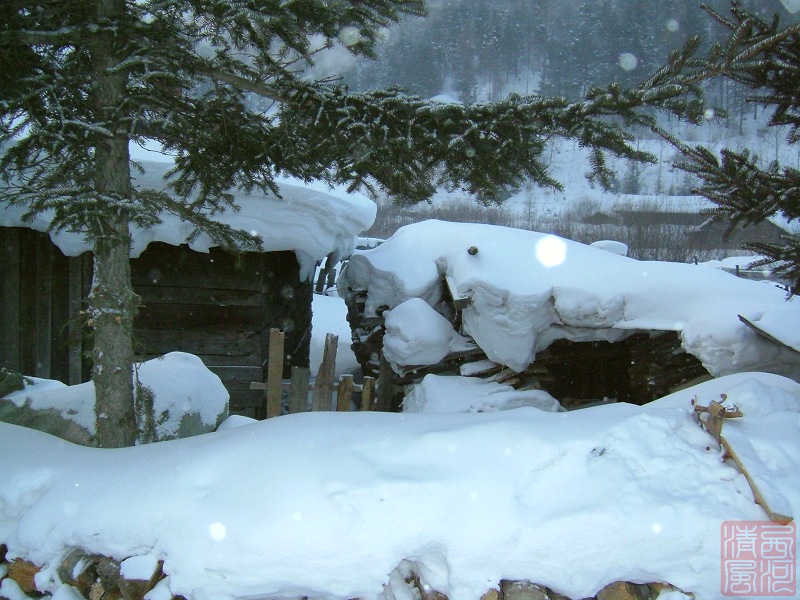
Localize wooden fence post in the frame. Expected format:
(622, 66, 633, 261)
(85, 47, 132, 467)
(360, 376, 376, 411)
(376, 353, 395, 411)
(288, 366, 311, 413)
(311, 333, 338, 411)
(337, 375, 354, 412)
(253, 331, 385, 417)
(266, 328, 285, 418)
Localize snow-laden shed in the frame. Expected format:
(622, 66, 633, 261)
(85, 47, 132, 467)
(339, 220, 800, 407)
(0, 161, 375, 416)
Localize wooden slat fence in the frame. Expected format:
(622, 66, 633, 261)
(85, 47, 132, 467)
(250, 328, 392, 418)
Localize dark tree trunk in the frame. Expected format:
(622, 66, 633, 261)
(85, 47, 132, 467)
(90, 219, 138, 448)
(89, 0, 138, 447)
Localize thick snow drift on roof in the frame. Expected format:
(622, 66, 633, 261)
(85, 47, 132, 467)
(1, 372, 798, 600)
(383, 298, 474, 369)
(0, 161, 376, 280)
(338, 220, 800, 378)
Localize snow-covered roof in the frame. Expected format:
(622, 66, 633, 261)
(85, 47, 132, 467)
(339, 219, 800, 379)
(0, 161, 376, 280)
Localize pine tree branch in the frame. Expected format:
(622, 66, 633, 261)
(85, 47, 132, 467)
(0, 28, 83, 46)
(202, 68, 289, 103)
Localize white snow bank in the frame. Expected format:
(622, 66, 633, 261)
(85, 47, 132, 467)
(1, 352, 228, 437)
(339, 220, 800, 378)
(1, 372, 798, 600)
(589, 239, 628, 256)
(383, 298, 474, 370)
(403, 374, 564, 413)
(739, 304, 800, 353)
(0, 162, 376, 280)
(699, 255, 765, 271)
(311, 294, 360, 377)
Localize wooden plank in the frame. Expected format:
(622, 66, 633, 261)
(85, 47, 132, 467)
(135, 303, 262, 331)
(134, 285, 261, 307)
(130, 243, 263, 291)
(360, 376, 375, 411)
(134, 353, 262, 368)
(314, 253, 334, 294)
(311, 333, 338, 411)
(34, 235, 54, 378)
(337, 374, 354, 412)
(68, 254, 91, 384)
(266, 328, 285, 418)
(18, 230, 37, 375)
(738, 313, 800, 354)
(0, 228, 21, 372)
(289, 366, 311, 413)
(228, 394, 260, 417)
(227, 389, 266, 409)
(205, 365, 263, 387)
(133, 329, 260, 359)
(48, 246, 72, 383)
(376, 353, 395, 412)
(445, 274, 471, 310)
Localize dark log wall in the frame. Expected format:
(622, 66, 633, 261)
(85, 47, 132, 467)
(0, 228, 92, 384)
(130, 243, 312, 417)
(1, 229, 313, 418)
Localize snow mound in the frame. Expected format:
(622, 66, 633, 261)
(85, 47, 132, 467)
(383, 298, 474, 370)
(403, 374, 564, 413)
(339, 220, 800, 378)
(1, 373, 798, 600)
(590, 239, 628, 256)
(1, 352, 228, 443)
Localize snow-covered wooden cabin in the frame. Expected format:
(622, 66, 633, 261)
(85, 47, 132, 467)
(0, 162, 375, 417)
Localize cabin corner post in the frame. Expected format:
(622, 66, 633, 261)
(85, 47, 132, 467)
(260, 251, 313, 382)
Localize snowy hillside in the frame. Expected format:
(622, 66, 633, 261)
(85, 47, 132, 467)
(392, 116, 800, 229)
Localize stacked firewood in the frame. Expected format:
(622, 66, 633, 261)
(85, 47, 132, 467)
(0, 544, 691, 600)
(0, 546, 174, 600)
(343, 287, 709, 409)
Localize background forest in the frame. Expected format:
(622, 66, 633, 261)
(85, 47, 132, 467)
(343, 0, 795, 107)
(330, 0, 800, 265)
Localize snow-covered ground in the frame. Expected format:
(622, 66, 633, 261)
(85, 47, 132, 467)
(1, 371, 799, 600)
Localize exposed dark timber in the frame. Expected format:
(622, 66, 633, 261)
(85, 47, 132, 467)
(344, 286, 710, 409)
(0, 230, 313, 417)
